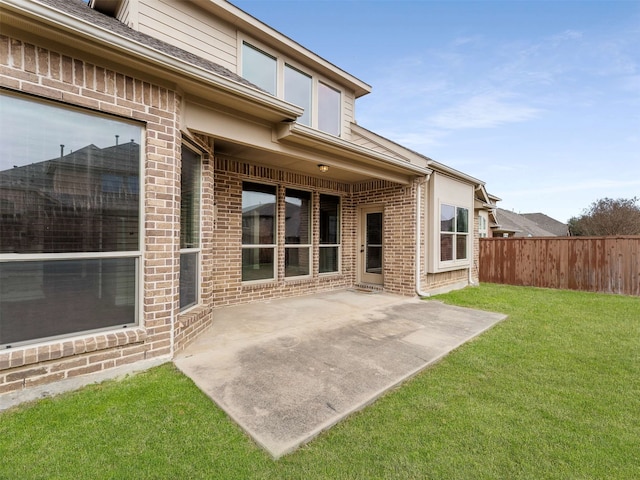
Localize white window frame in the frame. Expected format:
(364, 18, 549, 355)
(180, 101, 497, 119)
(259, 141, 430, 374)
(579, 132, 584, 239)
(0, 92, 144, 348)
(478, 214, 488, 238)
(319, 194, 342, 275)
(284, 64, 312, 127)
(284, 188, 313, 279)
(239, 37, 344, 137)
(242, 181, 278, 283)
(439, 203, 470, 266)
(179, 141, 202, 312)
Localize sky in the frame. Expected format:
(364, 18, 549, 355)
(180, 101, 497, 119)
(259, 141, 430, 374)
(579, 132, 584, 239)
(231, 0, 640, 223)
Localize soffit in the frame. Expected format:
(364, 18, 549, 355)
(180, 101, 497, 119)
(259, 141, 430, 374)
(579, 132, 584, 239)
(185, 100, 423, 185)
(275, 123, 431, 184)
(211, 139, 378, 184)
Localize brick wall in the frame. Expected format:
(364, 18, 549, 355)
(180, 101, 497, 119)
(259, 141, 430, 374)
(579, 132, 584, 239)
(0, 35, 180, 397)
(352, 180, 418, 296)
(0, 34, 478, 400)
(174, 140, 215, 352)
(210, 158, 355, 307)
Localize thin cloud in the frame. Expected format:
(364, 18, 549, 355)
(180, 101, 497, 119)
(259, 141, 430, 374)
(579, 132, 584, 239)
(428, 92, 542, 130)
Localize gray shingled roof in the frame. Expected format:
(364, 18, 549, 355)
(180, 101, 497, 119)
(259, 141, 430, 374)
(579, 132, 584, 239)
(493, 208, 565, 237)
(521, 213, 569, 236)
(36, 0, 259, 89)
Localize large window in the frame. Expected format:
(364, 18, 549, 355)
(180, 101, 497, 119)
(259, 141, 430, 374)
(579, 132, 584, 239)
(241, 41, 342, 136)
(180, 145, 201, 311)
(242, 182, 277, 281)
(319, 194, 341, 273)
(318, 82, 341, 136)
(440, 204, 469, 262)
(285, 189, 311, 277)
(242, 42, 277, 95)
(0, 93, 142, 348)
(285, 65, 312, 127)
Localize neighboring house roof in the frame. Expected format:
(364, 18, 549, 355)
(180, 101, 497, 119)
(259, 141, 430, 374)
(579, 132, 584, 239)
(521, 213, 569, 236)
(492, 208, 567, 237)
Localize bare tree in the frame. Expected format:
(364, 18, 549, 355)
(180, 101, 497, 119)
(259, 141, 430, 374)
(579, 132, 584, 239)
(568, 197, 640, 236)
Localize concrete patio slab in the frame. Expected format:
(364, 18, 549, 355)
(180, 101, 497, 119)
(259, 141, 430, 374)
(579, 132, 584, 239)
(174, 290, 507, 458)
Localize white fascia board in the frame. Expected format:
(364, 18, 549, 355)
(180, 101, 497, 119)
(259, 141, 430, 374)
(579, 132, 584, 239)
(2, 0, 303, 121)
(429, 160, 485, 187)
(276, 122, 432, 177)
(350, 123, 430, 166)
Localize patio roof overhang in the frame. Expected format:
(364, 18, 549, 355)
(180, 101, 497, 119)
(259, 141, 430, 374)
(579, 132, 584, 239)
(185, 99, 432, 186)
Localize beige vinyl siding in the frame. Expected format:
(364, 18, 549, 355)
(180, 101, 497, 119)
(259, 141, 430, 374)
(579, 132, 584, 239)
(137, 0, 237, 72)
(342, 90, 355, 137)
(115, 0, 133, 27)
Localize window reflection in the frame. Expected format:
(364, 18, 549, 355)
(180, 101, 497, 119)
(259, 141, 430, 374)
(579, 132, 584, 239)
(242, 183, 276, 281)
(242, 43, 276, 95)
(0, 93, 142, 347)
(319, 194, 340, 273)
(0, 94, 141, 254)
(285, 65, 312, 126)
(318, 83, 341, 136)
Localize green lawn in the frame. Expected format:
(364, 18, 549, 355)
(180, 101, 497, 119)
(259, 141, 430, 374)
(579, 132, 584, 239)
(2, 284, 639, 479)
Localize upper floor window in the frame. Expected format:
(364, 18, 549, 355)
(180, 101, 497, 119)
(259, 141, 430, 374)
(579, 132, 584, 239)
(241, 41, 342, 136)
(242, 43, 276, 95)
(0, 92, 142, 348)
(285, 65, 312, 126)
(440, 204, 469, 262)
(318, 82, 341, 137)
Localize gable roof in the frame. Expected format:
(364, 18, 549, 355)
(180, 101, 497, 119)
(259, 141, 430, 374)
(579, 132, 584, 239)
(493, 208, 567, 237)
(521, 213, 569, 236)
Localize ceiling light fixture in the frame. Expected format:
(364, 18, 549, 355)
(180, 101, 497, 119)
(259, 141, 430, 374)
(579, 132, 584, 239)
(318, 164, 329, 173)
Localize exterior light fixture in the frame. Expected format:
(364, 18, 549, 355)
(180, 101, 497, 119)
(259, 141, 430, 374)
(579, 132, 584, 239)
(318, 164, 329, 173)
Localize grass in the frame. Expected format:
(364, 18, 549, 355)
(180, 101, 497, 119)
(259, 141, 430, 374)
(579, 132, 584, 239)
(1, 284, 639, 479)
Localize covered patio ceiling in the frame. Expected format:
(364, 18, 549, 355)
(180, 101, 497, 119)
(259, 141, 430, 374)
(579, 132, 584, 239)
(210, 137, 398, 184)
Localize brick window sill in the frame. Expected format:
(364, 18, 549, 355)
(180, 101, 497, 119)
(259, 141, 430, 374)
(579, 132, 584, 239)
(0, 328, 148, 371)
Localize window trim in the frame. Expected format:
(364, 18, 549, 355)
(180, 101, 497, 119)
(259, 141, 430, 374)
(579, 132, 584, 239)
(179, 141, 203, 312)
(239, 37, 344, 137)
(439, 203, 470, 267)
(284, 188, 313, 279)
(284, 63, 312, 127)
(0, 92, 144, 348)
(319, 194, 342, 275)
(241, 41, 277, 96)
(241, 181, 278, 284)
(317, 81, 342, 137)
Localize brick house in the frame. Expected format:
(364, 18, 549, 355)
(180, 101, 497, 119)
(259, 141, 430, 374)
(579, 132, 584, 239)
(0, 0, 492, 405)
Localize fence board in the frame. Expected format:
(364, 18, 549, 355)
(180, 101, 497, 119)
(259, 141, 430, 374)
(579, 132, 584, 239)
(479, 236, 640, 296)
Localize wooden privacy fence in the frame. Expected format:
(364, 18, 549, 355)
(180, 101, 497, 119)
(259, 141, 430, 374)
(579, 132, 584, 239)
(479, 236, 640, 296)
